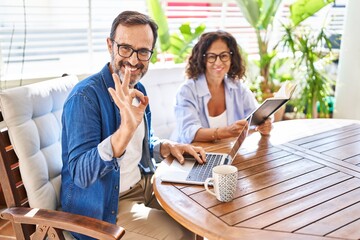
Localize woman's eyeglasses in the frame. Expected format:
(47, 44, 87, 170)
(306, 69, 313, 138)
(203, 51, 233, 63)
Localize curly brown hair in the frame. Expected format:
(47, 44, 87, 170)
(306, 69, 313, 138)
(186, 30, 246, 80)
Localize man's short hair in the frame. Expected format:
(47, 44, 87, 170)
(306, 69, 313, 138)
(110, 11, 158, 49)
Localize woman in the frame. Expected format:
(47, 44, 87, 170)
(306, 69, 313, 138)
(172, 30, 272, 144)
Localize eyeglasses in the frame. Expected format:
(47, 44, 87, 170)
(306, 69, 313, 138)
(111, 39, 153, 61)
(203, 51, 233, 63)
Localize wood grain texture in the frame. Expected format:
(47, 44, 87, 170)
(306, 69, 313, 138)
(154, 119, 360, 240)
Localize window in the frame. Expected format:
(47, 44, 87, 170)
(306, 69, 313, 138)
(0, 0, 347, 84)
(0, 0, 145, 82)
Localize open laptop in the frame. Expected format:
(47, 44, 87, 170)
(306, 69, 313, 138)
(160, 116, 251, 185)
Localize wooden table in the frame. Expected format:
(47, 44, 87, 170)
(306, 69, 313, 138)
(154, 119, 360, 240)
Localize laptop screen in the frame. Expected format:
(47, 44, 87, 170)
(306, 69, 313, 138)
(227, 116, 251, 161)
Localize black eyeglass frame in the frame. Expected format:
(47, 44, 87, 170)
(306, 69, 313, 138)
(203, 51, 233, 63)
(111, 39, 154, 61)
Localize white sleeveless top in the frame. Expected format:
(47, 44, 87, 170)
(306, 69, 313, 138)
(208, 110, 227, 128)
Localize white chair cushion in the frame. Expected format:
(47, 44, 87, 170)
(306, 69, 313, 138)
(141, 64, 185, 139)
(0, 75, 78, 210)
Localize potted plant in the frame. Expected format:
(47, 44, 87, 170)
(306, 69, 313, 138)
(146, 0, 206, 64)
(234, 0, 283, 100)
(279, 0, 336, 118)
(235, 0, 335, 119)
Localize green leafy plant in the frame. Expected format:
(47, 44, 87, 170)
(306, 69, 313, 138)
(146, 0, 205, 64)
(234, 0, 333, 82)
(280, 25, 335, 118)
(276, 0, 336, 118)
(290, 0, 334, 26)
(235, 0, 335, 119)
(169, 22, 206, 63)
(146, 0, 170, 62)
(234, 0, 282, 97)
(249, 55, 293, 102)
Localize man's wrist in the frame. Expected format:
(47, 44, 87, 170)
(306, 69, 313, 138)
(111, 127, 133, 157)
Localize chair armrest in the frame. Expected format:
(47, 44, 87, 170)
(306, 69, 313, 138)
(0, 207, 125, 240)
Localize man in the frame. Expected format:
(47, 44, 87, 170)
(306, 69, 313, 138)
(60, 11, 205, 240)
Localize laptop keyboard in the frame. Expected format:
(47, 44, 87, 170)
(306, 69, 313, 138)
(186, 153, 224, 182)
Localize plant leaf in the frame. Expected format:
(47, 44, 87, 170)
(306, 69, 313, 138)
(169, 23, 206, 63)
(146, 0, 171, 51)
(290, 0, 334, 26)
(234, 0, 260, 28)
(259, 0, 282, 30)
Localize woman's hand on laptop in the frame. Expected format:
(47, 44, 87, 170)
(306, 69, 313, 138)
(160, 140, 206, 165)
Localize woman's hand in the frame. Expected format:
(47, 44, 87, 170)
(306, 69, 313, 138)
(160, 140, 206, 165)
(224, 119, 248, 138)
(256, 118, 272, 135)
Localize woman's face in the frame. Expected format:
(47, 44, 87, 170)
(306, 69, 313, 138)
(204, 39, 231, 80)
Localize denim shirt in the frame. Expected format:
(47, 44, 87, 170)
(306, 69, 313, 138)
(172, 74, 259, 143)
(60, 63, 162, 240)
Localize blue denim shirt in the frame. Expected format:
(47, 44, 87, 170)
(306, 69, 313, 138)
(172, 74, 259, 143)
(60, 63, 162, 240)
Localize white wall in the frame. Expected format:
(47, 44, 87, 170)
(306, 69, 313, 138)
(334, 0, 360, 120)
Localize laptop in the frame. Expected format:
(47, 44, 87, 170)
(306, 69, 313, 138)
(160, 117, 251, 185)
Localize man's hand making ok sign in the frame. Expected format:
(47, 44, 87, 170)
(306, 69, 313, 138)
(108, 67, 149, 157)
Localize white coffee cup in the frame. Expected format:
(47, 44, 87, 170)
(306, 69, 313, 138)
(204, 165, 238, 202)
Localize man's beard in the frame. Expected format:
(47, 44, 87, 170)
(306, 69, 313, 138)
(111, 55, 148, 88)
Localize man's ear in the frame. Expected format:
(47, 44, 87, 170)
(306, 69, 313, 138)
(106, 38, 113, 54)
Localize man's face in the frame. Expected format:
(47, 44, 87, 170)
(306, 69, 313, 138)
(107, 24, 154, 88)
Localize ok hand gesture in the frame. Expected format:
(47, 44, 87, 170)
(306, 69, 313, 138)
(108, 67, 149, 157)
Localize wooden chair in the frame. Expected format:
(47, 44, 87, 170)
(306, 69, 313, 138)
(0, 76, 125, 240)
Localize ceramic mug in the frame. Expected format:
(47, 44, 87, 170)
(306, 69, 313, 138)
(204, 165, 238, 202)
